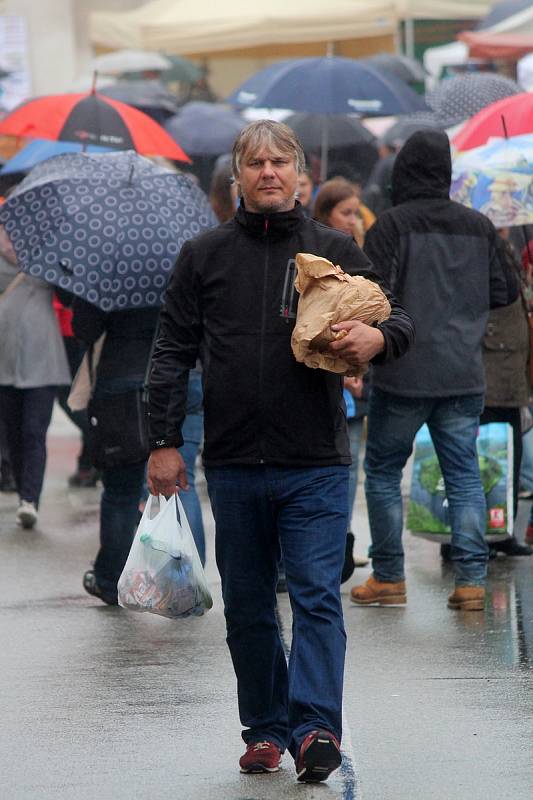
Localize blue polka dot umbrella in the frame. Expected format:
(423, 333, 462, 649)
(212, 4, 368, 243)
(0, 150, 217, 312)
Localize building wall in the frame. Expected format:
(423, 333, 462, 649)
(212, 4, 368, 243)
(0, 0, 145, 97)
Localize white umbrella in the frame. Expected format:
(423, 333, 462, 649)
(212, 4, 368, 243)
(91, 49, 171, 75)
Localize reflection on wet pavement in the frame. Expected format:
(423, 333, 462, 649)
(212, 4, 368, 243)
(0, 423, 531, 799)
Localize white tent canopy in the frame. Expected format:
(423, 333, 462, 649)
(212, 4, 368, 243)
(89, 1, 492, 55)
(395, 1, 490, 19)
(90, 0, 397, 54)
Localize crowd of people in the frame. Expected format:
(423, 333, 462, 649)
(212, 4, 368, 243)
(0, 115, 531, 784)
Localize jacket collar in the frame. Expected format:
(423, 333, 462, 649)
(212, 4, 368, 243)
(235, 201, 305, 239)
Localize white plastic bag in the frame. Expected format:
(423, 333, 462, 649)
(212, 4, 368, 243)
(118, 494, 213, 619)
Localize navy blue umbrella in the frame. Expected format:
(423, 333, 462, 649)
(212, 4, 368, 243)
(227, 56, 428, 116)
(227, 56, 428, 180)
(165, 102, 245, 156)
(0, 150, 217, 312)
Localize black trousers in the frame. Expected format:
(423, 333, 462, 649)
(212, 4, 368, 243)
(0, 386, 56, 506)
(479, 406, 521, 520)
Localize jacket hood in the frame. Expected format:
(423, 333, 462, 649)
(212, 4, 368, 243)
(391, 129, 451, 206)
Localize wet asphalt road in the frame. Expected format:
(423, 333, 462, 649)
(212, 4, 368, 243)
(1, 410, 532, 800)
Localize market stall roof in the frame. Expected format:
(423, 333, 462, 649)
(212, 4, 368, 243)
(89, 1, 492, 55)
(89, 0, 397, 54)
(458, 30, 533, 59)
(477, 0, 532, 30)
(396, 1, 491, 19)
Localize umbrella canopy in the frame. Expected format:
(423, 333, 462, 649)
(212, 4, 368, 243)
(100, 80, 180, 116)
(284, 112, 375, 150)
(164, 102, 245, 156)
(381, 112, 443, 149)
(426, 73, 520, 128)
(363, 53, 426, 85)
(227, 56, 429, 116)
(453, 92, 533, 151)
(160, 55, 203, 85)
(0, 91, 190, 161)
(477, 0, 532, 29)
(0, 139, 113, 175)
(451, 134, 533, 227)
(0, 151, 216, 312)
(91, 49, 171, 75)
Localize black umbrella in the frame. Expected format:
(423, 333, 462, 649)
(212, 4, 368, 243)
(165, 102, 245, 156)
(285, 113, 375, 150)
(100, 80, 180, 122)
(363, 53, 426, 85)
(381, 112, 444, 149)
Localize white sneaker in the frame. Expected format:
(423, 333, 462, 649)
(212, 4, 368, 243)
(16, 500, 38, 529)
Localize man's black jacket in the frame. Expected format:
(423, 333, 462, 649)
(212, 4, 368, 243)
(148, 203, 414, 467)
(364, 129, 519, 398)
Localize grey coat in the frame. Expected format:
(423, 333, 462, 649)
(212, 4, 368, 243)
(0, 272, 70, 388)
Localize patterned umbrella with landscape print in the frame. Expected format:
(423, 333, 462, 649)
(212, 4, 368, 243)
(0, 150, 216, 311)
(451, 134, 533, 228)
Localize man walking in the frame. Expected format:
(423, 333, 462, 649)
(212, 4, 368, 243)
(351, 129, 518, 613)
(147, 121, 414, 782)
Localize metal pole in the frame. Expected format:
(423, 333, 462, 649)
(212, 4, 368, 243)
(320, 115, 329, 183)
(404, 18, 415, 59)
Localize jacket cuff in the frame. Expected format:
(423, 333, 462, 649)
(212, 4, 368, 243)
(149, 434, 183, 450)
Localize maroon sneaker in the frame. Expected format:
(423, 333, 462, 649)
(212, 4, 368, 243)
(526, 524, 533, 546)
(296, 730, 341, 783)
(239, 740, 282, 773)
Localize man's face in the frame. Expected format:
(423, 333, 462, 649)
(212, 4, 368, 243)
(235, 144, 299, 214)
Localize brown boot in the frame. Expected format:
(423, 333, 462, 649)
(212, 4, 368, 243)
(447, 586, 485, 611)
(350, 574, 406, 606)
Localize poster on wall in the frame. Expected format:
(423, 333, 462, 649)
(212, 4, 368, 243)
(407, 422, 513, 544)
(0, 15, 31, 111)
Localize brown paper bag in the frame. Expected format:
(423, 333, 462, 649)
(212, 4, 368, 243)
(291, 252, 390, 376)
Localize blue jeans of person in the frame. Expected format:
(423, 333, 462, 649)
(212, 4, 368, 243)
(0, 385, 57, 506)
(205, 464, 349, 757)
(347, 417, 364, 527)
(364, 389, 488, 587)
(93, 459, 146, 600)
(178, 371, 205, 565)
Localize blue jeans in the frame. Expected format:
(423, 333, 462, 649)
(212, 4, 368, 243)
(94, 459, 146, 600)
(205, 465, 349, 756)
(178, 371, 205, 565)
(364, 389, 488, 587)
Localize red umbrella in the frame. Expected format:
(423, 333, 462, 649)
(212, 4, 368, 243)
(453, 92, 533, 152)
(0, 90, 190, 161)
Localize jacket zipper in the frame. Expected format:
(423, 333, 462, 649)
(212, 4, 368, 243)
(257, 217, 269, 463)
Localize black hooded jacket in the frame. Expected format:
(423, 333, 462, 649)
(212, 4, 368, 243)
(147, 202, 414, 467)
(364, 129, 518, 398)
